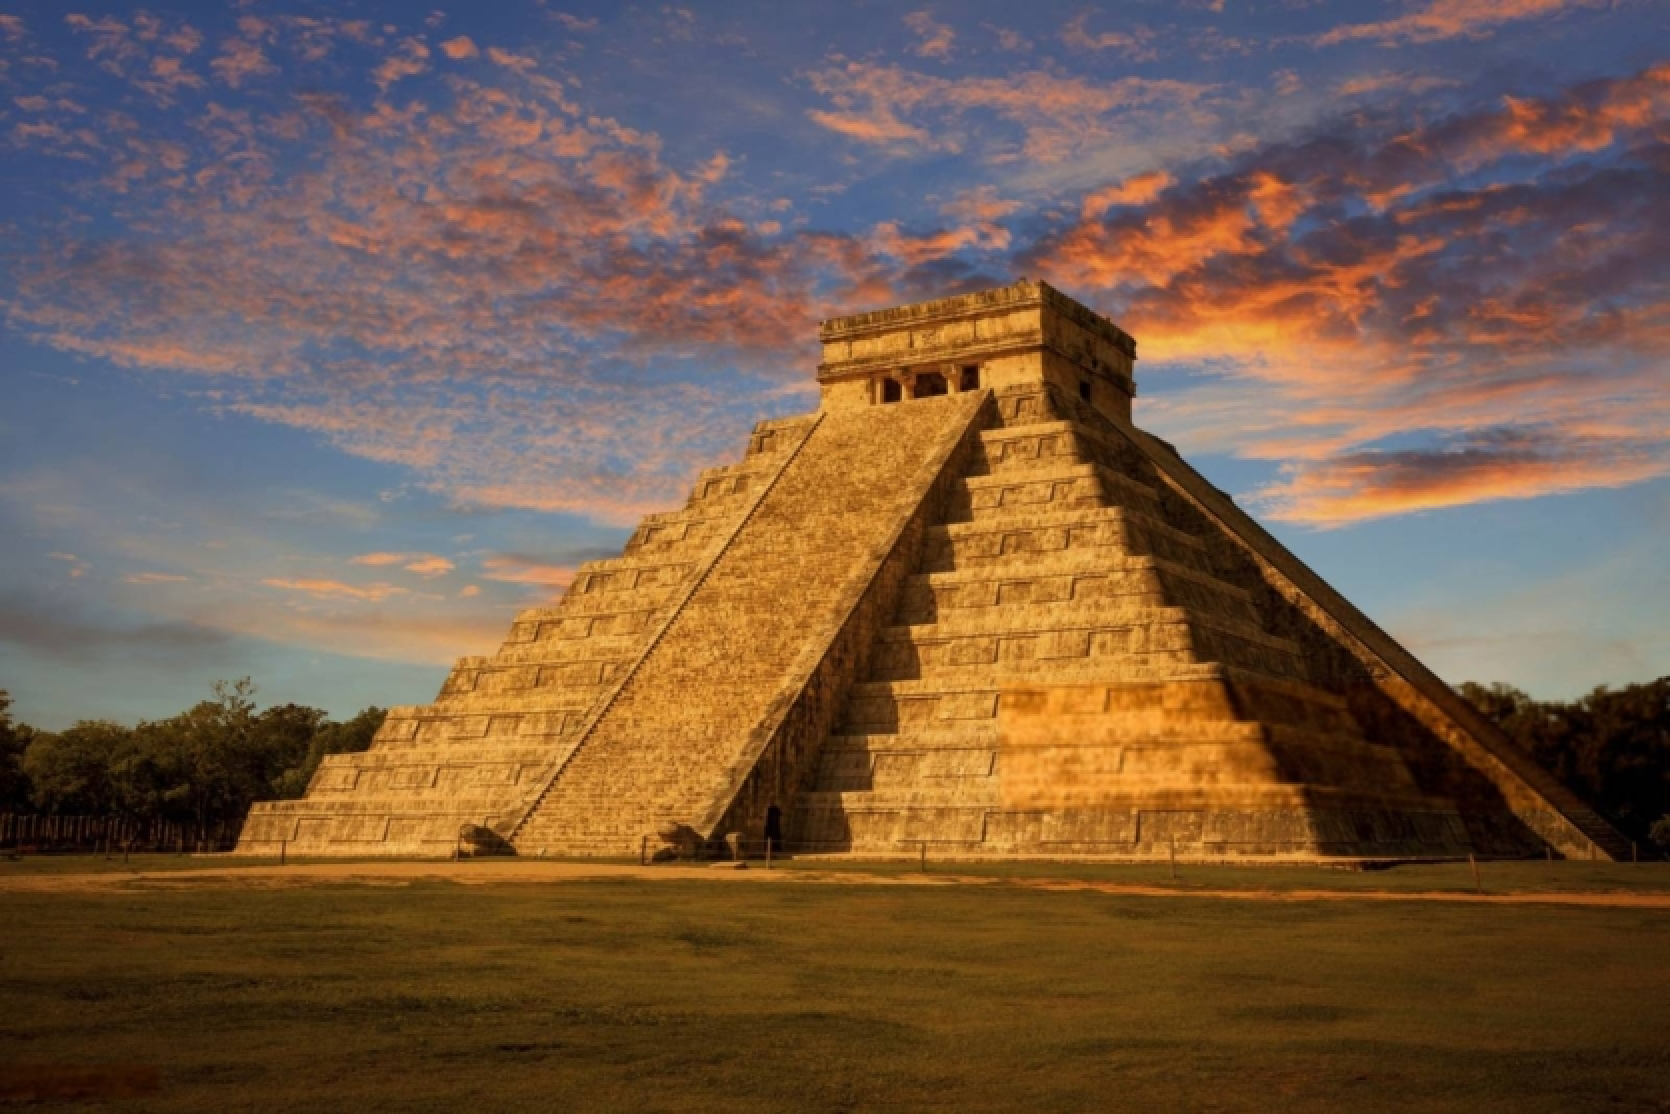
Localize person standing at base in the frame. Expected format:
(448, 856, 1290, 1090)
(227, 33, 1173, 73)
(765, 804, 783, 855)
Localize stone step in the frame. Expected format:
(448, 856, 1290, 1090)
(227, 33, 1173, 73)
(878, 601, 1300, 656)
(797, 781, 1443, 814)
(924, 505, 1211, 570)
(542, 583, 683, 618)
(910, 556, 1256, 628)
(946, 462, 1163, 524)
(570, 550, 702, 583)
(464, 637, 643, 668)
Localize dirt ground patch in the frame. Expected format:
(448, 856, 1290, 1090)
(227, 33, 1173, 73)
(7, 858, 1670, 908)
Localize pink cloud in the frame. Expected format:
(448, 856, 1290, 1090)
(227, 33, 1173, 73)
(805, 60, 1217, 162)
(372, 36, 430, 88)
(1060, 12, 1155, 60)
(210, 36, 276, 87)
(903, 12, 955, 59)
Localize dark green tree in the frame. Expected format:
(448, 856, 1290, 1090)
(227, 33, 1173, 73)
(0, 690, 36, 811)
(1460, 677, 1670, 847)
(23, 720, 135, 816)
(136, 679, 324, 832)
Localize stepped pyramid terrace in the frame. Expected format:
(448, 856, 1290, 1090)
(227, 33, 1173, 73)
(237, 281, 1628, 863)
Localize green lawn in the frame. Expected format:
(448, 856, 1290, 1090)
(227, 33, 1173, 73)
(3, 868, 1668, 1111)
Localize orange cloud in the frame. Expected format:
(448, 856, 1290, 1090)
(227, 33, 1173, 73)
(439, 35, 477, 60)
(1316, 0, 1592, 46)
(9, 52, 893, 522)
(402, 556, 455, 578)
(1080, 171, 1173, 219)
(13, 24, 1666, 537)
(479, 556, 577, 590)
(348, 552, 406, 567)
(1257, 432, 1668, 527)
(348, 552, 454, 577)
(372, 36, 429, 89)
(1023, 64, 1670, 525)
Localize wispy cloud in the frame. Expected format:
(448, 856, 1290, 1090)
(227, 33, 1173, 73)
(1316, 0, 1598, 46)
(8, 37, 890, 523)
(372, 35, 429, 88)
(903, 12, 955, 59)
(1060, 12, 1154, 60)
(123, 571, 192, 585)
(479, 554, 578, 590)
(1258, 429, 1668, 526)
(805, 59, 1218, 162)
(550, 13, 599, 34)
(350, 552, 454, 577)
(262, 577, 406, 603)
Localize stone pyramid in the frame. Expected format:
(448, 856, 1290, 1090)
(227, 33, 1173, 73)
(238, 281, 1626, 862)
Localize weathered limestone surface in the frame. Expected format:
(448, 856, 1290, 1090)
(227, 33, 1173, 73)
(239, 279, 1624, 861)
(511, 392, 988, 856)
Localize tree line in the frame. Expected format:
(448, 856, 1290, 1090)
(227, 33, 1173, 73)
(0, 676, 1665, 852)
(0, 680, 383, 838)
(1457, 676, 1670, 850)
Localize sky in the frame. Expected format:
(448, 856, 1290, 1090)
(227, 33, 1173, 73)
(0, 0, 1666, 730)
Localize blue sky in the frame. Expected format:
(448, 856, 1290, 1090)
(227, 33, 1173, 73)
(1, 0, 1666, 729)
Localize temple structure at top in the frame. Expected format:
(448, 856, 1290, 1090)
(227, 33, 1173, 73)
(816, 279, 1135, 422)
(239, 280, 1626, 863)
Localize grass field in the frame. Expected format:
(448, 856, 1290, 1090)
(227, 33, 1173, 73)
(3, 858, 1668, 1111)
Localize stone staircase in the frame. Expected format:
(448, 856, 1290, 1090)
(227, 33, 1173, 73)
(792, 385, 1474, 859)
(508, 391, 989, 856)
(236, 415, 820, 856)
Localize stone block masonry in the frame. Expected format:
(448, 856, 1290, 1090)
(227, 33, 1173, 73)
(238, 280, 1624, 862)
